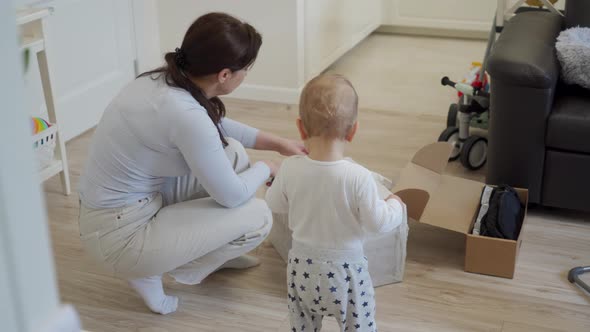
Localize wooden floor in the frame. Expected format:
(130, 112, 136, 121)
(43, 35, 590, 331)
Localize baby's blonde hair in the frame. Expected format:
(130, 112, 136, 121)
(299, 74, 358, 139)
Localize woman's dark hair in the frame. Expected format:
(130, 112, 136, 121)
(140, 12, 262, 146)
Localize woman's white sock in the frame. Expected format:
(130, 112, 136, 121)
(128, 275, 179, 315)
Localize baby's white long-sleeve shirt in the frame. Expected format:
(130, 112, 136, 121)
(265, 156, 404, 251)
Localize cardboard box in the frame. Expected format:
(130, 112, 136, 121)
(392, 142, 528, 279)
(269, 212, 409, 287)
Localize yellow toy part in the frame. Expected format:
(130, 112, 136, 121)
(525, 0, 558, 8)
(460, 62, 483, 84)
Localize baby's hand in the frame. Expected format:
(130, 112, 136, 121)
(385, 194, 403, 205)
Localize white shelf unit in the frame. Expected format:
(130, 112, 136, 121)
(20, 36, 44, 53)
(18, 7, 71, 195)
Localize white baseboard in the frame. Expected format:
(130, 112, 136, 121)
(227, 83, 302, 104)
(377, 25, 489, 40)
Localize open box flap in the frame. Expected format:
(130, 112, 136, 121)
(392, 142, 452, 196)
(421, 175, 483, 234)
(392, 143, 451, 221)
(411, 142, 454, 174)
(393, 142, 483, 234)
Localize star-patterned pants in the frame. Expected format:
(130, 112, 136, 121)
(287, 242, 377, 332)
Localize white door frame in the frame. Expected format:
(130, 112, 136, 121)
(130, 0, 162, 74)
(0, 2, 80, 331)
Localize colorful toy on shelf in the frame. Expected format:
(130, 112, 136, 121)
(31, 116, 56, 168)
(31, 116, 51, 134)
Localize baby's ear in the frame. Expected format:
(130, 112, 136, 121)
(296, 118, 308, 140)
(345, 121, 359, 142)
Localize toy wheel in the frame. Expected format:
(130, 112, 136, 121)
(460, 135, 487, 170)
(438, 127, 461, 161)
(447, 104, 458, 127)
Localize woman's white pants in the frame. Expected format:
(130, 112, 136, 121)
(78, 138, 273, 284)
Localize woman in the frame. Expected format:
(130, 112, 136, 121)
(78, 12, 304, 314)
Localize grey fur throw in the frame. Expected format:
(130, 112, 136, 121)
(556, 27, 590, 89)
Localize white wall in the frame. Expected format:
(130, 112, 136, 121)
(304, 0, 380, 79)
(157, 0, 302, 102)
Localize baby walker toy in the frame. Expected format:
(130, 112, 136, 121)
(438, 70, 490, 171)
(437, 0, 562, 171)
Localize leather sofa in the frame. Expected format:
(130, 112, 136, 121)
(486, 0, 590, 211)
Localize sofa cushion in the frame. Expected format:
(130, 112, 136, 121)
(542, 150, 590, 212)
(546, 84, 590, 154)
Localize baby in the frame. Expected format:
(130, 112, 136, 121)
(265, 74, 405, 332)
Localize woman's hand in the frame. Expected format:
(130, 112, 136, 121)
(262, 160, 281, 177)
(278, 138, 308, 157)
(254, 131, 307, 156)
